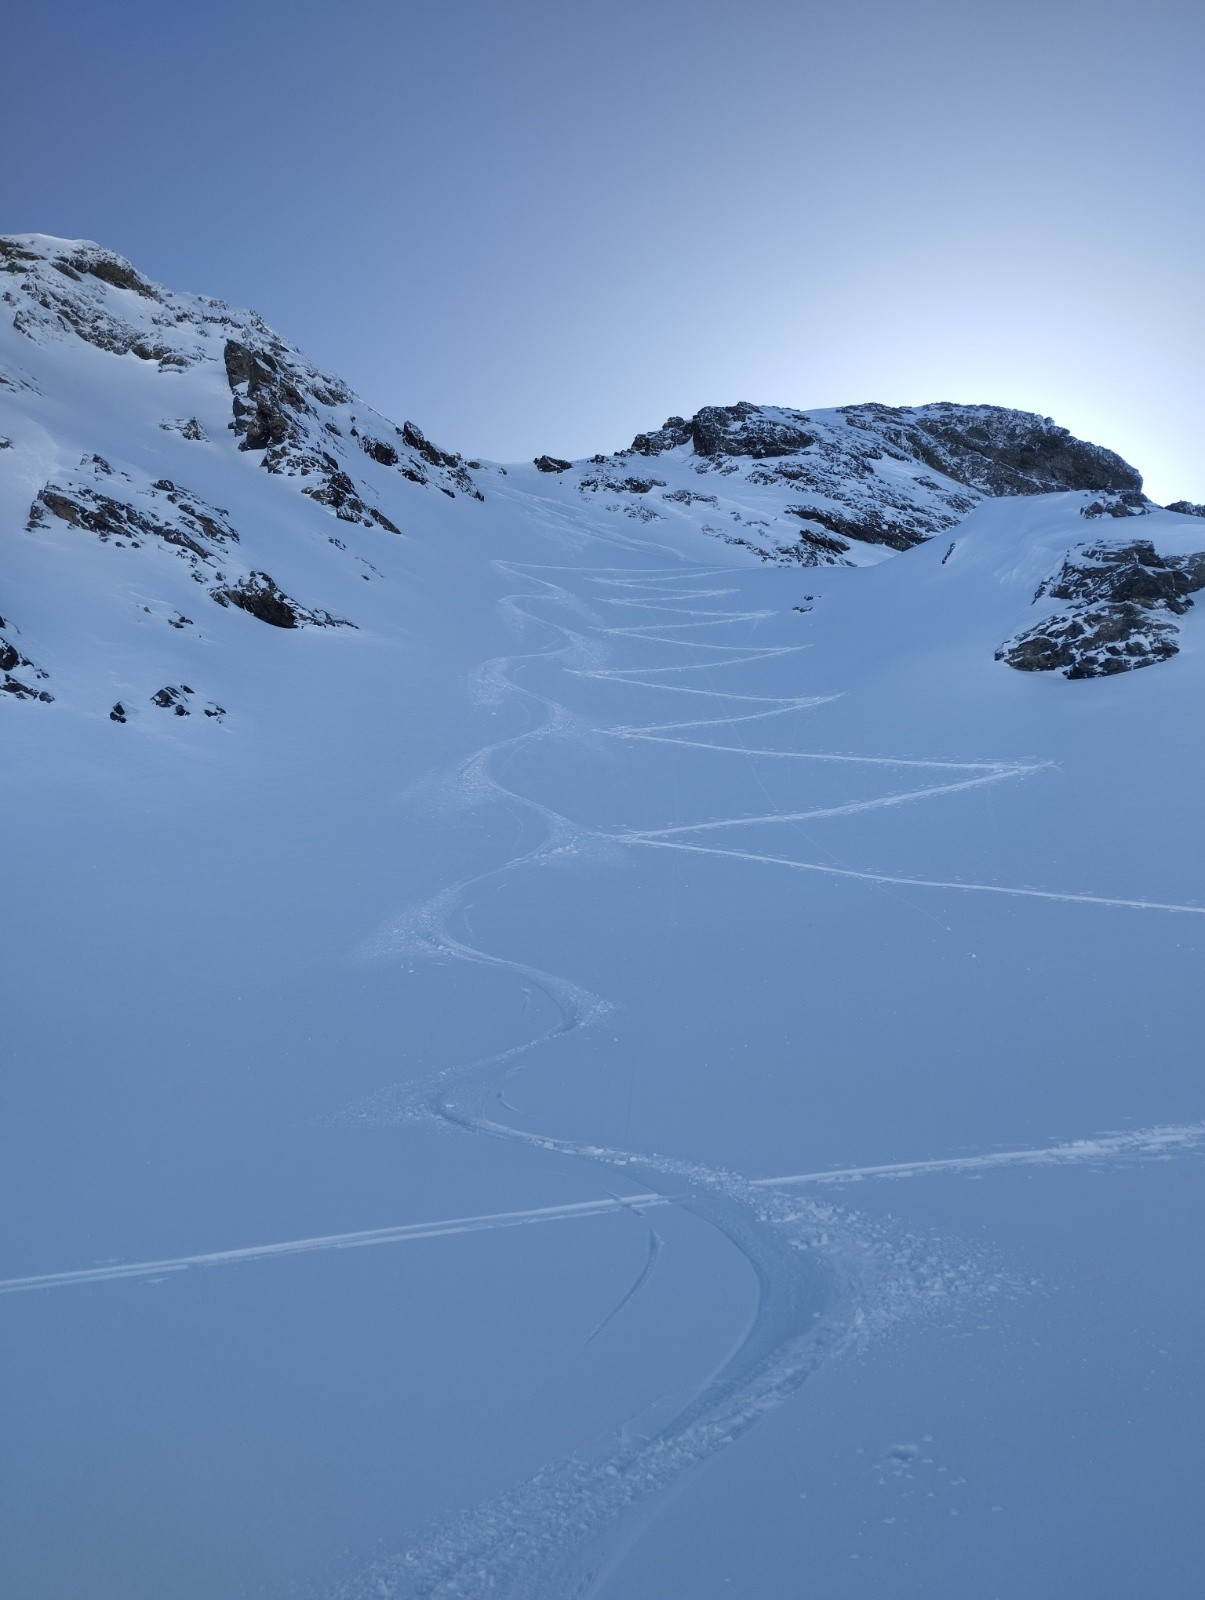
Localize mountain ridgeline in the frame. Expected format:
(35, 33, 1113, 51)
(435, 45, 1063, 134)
(2, 232, 1203, 717)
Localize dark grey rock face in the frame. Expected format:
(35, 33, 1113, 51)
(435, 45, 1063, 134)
(1039, 541, 1201, 615)
(998, 539, 1205, 678)
(0, 625, 53, 702)
(534, 455, 573, 473)
(1080, 490, 1150, 519)
(851, 403, 1144, 497)
(210, 570, 352, 630)
(1166, 500, 1205, 518)
(784, 502, 917, 552)
(28, 457, 239, 559)
(626, 399, 1141, 499)
(998, 605, 1181, 677)
(221, 339, 479, 513)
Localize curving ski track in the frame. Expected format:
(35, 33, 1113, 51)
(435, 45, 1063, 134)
(9, 543, 1194, 1592)
(310, 547, 1205, 1599)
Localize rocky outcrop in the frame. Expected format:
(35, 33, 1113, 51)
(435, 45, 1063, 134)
(997, 539, 1205, 678)
(147, 685, 226, 719)
(1166, 500, 1205, 518)
(998, 606, 1181, 677)
(1037, 541, 1204, 613)
(579, 473, 665, 495)
(160, 417, 207, 441)
(1, 619, 53, 702)
(1080, 490, 1150, 519)
(534, 455, 573, 473)
(843, 403, 1143, 497)
(4, 239, 204, 369)
(627, 400, 1140, 497)
(210, 571, 352, 630)
(221, 338, 478, 516)
(28, 456, 238, 561)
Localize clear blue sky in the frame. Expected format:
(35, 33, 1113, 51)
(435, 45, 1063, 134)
(4, 0, 1203, 499)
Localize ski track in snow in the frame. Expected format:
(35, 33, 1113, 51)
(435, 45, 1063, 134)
(319, 553, 1205, 1598)
(4, 1122, 1199, 1298)
(12, 543, 1199, 1594)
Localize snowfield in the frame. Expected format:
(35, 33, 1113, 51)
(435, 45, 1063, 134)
(2, 237, 1203, 1600)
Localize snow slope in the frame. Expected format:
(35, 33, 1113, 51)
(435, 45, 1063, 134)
(2, 237, 1204, 1600)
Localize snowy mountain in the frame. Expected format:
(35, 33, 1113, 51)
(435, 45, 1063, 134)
(6, 232, 1203, 723)
(4, 237, 1205, 1600)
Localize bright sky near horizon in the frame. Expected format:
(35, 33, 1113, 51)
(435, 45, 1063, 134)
(4, 0, 1203, 500)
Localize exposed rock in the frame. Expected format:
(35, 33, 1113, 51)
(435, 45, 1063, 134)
(1039, 541, 1203, 615)
(402, 421, 458, 471)
(611, 398, 1139, 563)
(210, 570, 352, 630)
(692, 404, 817, 460)
(224, 338, 307, 452)
(359, 434, 399, 467)
(109, 702, 126, 722)
(1166, 500, 1205, 518)
(1, 627, 53, 702)
(298, 454, 400, 531)
(160, 417, 207, 441)
(67, 249, 157, 297)
(28, 458, 238, 561)
(534, 455, 573, 473)
(579, 474, 665, 495)
(0, 675, 53, 703)
(785, 503, 915, 552)
(616, 401, 1143, 565)
(997, 606, 1180, 678)
(1080, 490, 1150, 519)
(6, 240, 198, 369)
(629, 416, 694, 456)
(661, 488, 718, 507)
(998, 538, 1205, 678)
(846, 403, 1144, 497)
(785, 527, 851, 562)
(151, 685, 193, 715)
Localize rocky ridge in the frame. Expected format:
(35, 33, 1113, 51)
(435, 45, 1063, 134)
(539, 398, 1145, 567)
(0, 233, 485, 715)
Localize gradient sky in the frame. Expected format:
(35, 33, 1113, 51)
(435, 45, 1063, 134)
(4, 0, 1203, 499)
